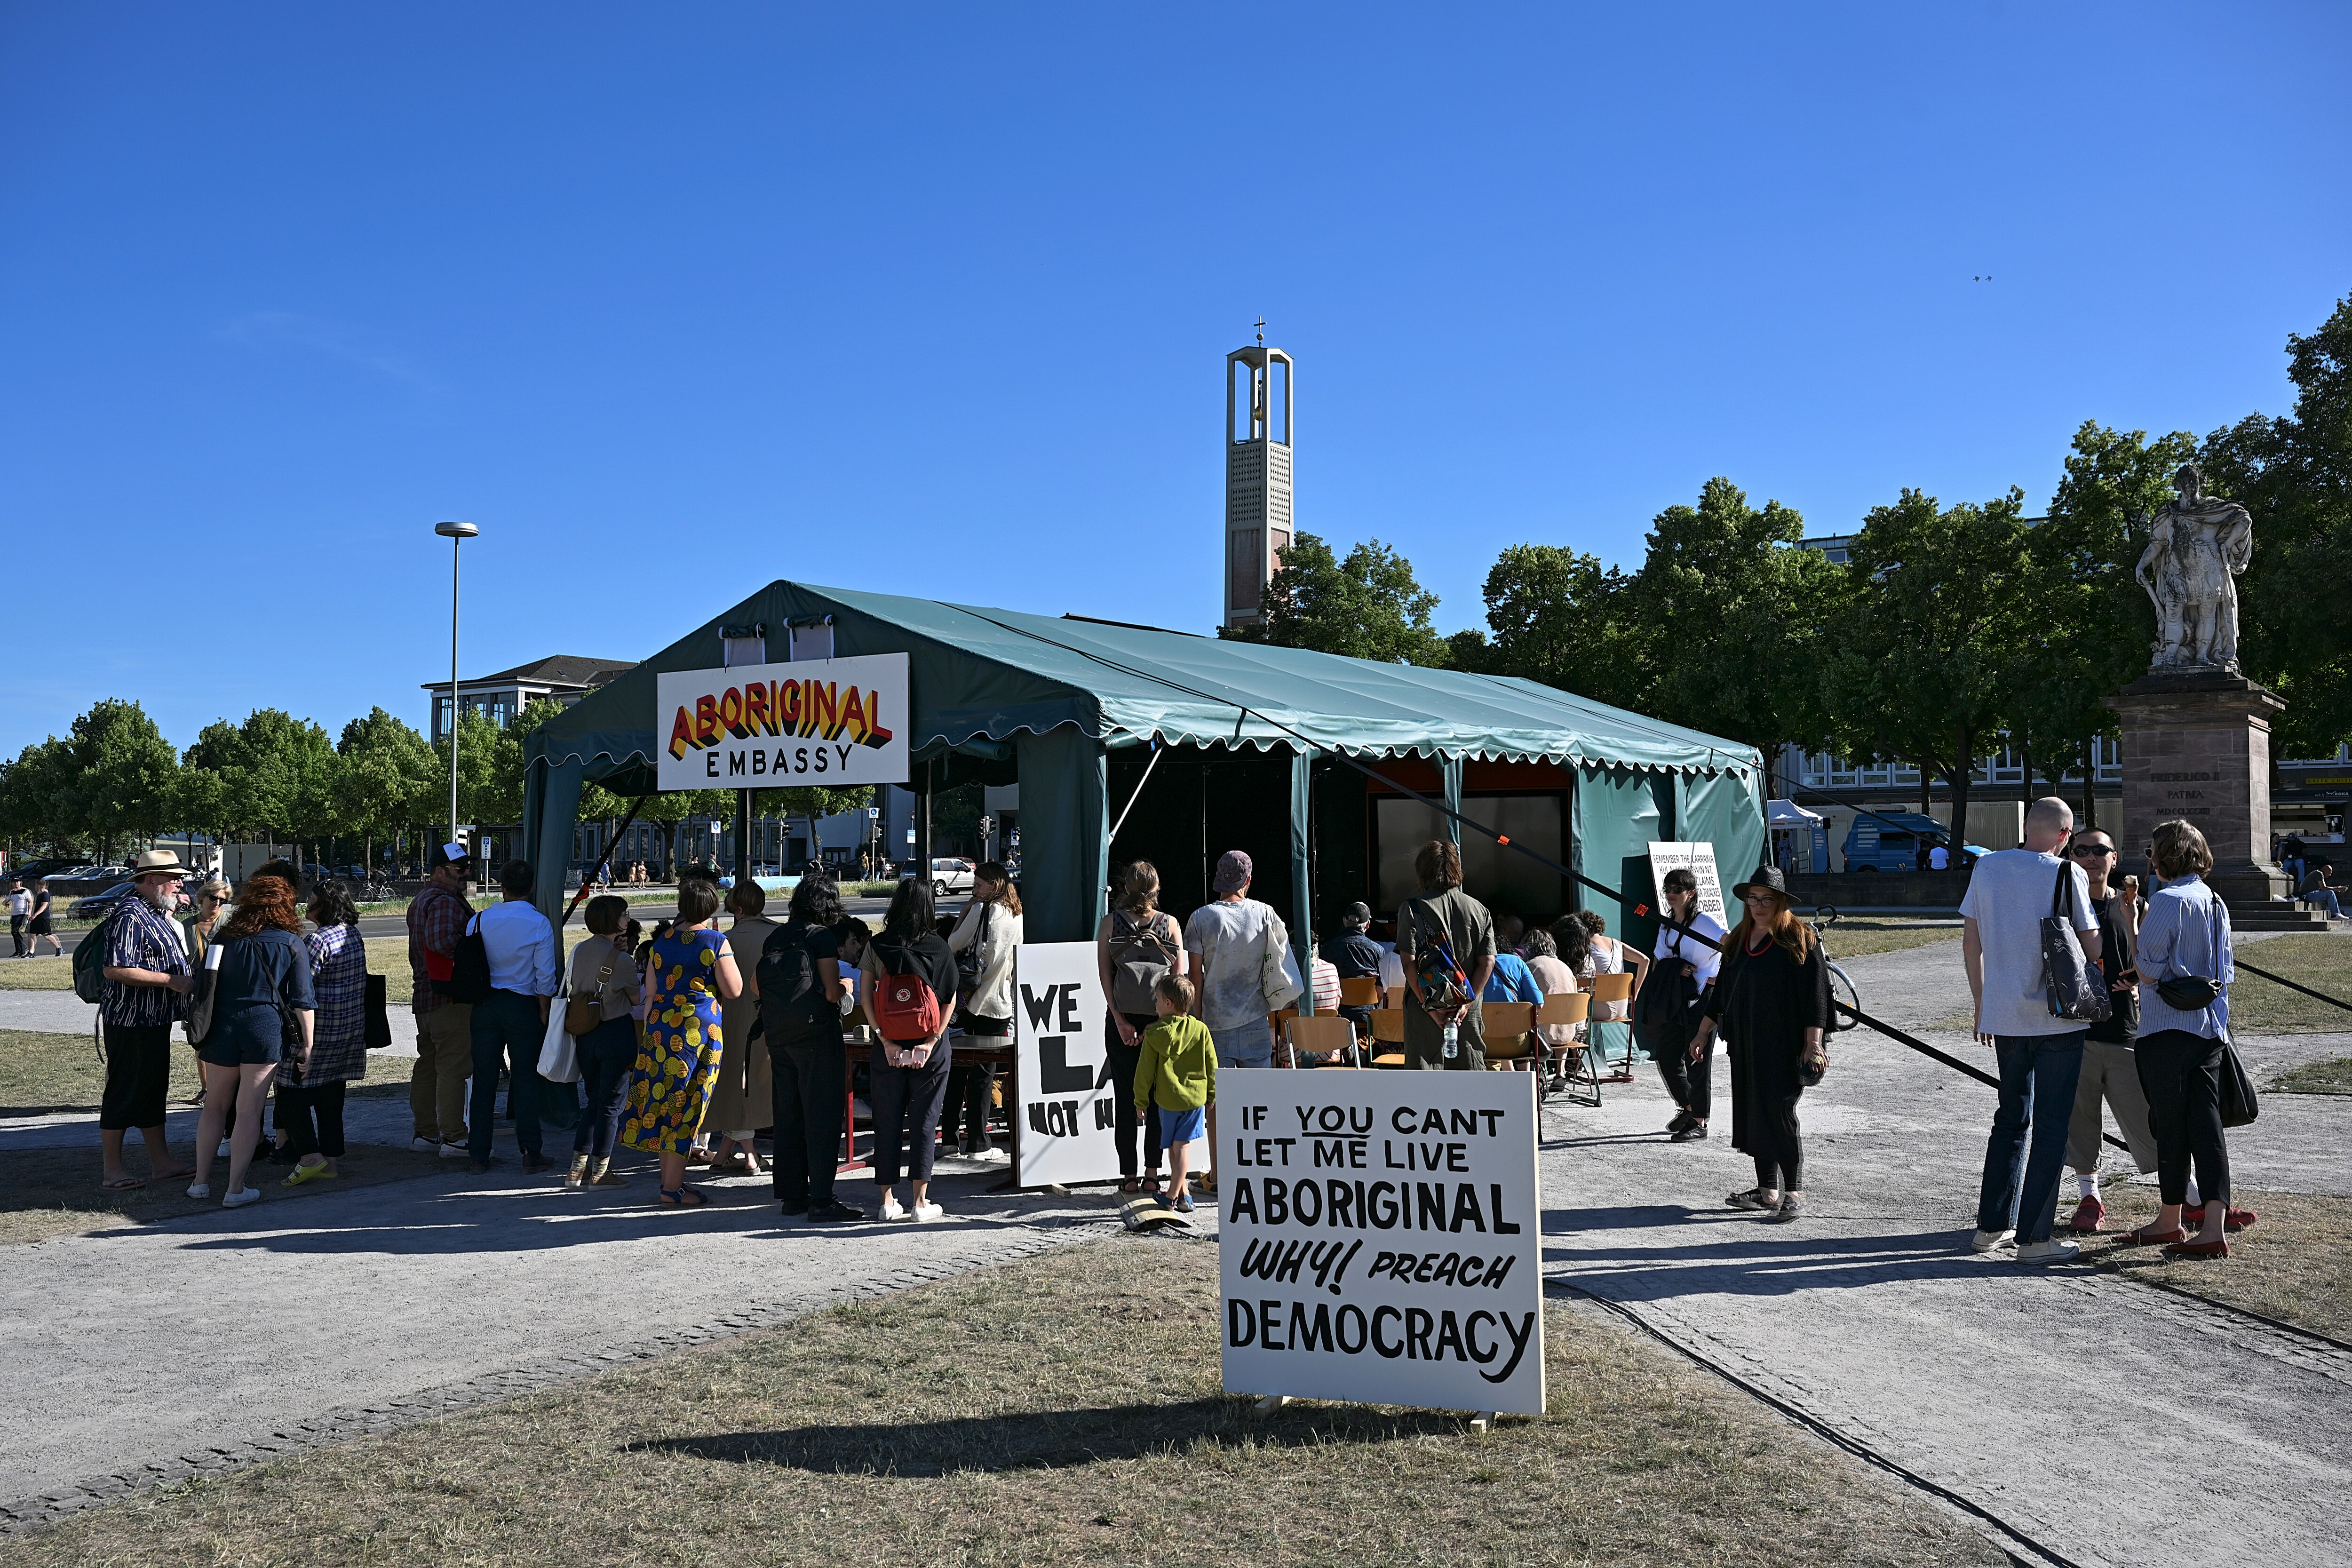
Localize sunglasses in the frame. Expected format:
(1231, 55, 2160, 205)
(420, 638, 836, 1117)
(2069, 844, 2116, 858)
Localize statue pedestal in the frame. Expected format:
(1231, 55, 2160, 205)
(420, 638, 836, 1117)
(2109, 669, 2287, 904)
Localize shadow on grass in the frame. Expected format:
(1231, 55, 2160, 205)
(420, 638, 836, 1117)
(643, 1396, 1466, 1474)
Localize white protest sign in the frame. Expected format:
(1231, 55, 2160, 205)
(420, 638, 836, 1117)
(1218, 1068, 1545, 1416)
(1011, 941, 1121, 1189)
(1646, 841, 1726, 926)
(654, 653, 909, 792)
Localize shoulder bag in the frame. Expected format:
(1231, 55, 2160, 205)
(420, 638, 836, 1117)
(566, 940, 615, 1036)
(2153, 891, 2226, 1011)
(448, 914, 493, 1004)
(2042, 863, 2112, 1023)
(955, 902, 991, 994)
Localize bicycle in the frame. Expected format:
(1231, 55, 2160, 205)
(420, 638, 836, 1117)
(1806, 905, 1863, 1031)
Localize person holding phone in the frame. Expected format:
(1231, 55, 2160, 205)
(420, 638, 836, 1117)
(2058, 832, 2161, 1233)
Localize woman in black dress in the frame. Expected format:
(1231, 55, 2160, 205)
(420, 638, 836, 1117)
(1685, 866, 1830, 1224)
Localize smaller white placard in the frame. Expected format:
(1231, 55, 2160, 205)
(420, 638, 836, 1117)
(1011, 941, 1121, 1189)
(1646, 841, 1726, 926)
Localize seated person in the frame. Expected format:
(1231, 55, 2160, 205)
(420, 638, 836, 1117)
(1331, 902, 1384, 1034)
(2303, 865, 2344, 921)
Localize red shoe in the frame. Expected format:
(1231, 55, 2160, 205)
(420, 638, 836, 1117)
(2163, 1237, 2229, 1258)
(2067, 1194, 2106, 1234)
(2119, 1225, 2186, 1246)
(2183, 1203, 2260, 1233)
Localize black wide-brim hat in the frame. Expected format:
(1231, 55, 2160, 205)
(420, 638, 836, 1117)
(1732, 865, 1790, 900)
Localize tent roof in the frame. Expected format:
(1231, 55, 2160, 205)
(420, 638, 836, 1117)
(526, 581, 1759, 781)
(1767, 798, 1825, 826)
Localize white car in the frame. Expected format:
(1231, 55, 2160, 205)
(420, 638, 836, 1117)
(929, 857, 975, 896)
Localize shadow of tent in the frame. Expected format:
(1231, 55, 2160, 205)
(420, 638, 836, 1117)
(642, 1398, 1471, 1475)
(1543, 1222, 2000, 1302)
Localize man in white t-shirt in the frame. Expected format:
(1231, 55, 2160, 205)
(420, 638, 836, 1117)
(1185, 850, 1284, 1186)
(6, 880, 28, 958)
(1928, 842, 1950, 872)
(1959, 796, 2101, 1263)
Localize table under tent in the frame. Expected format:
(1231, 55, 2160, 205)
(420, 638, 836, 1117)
(518, 582, 1768, 970)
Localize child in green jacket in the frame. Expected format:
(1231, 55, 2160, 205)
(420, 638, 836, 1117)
(1135, 973, 1215, 1212)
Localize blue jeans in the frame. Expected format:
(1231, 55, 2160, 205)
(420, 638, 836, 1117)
(468, 989, 547, 1161)
(572, 1016, 636, 1159)
(1976, 1032, 2085, 1244)
(2310, 890, 2342, 920)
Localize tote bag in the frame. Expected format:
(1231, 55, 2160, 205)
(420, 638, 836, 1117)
(537, 989, 581, 1083)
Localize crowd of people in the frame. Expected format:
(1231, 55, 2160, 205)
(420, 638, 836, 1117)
(74, 797, 2260, 1259)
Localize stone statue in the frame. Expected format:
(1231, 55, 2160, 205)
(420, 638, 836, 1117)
(2135, 462, 2253, 672)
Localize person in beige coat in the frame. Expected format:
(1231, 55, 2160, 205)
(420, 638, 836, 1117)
(707, 881, 778, 1174)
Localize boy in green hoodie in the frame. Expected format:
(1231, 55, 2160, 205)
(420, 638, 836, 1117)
(1134, 973, 1215, 1212)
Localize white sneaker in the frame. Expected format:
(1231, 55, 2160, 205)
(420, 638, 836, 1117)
(913, 1201, 945, 1223)
(439, 1140, 467, 1159)
(185, 1182, 210, 1200)
(222, 1187, 261, 1209)
(878, 1195, 907, 1221)
(411, 1136, 438, 1153)
(969, 1146, 1009, 1164)
(1970, 1228, 2015, 1253)
(2016, 1238, 2080, 1265)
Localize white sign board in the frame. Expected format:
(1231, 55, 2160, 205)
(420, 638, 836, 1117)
(654, 653, 909, 792)
(1011, 941, 1121, 1189)
(1646, 841, 1726, 926)
(1218, 1068, 1545, 1416)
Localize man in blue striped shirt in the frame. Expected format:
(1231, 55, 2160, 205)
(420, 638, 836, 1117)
(98, 850, 199, 1191)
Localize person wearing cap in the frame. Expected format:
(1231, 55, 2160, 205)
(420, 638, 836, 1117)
(96, 849, 199, 1191)
(1331, 901, 1383, 1036)
(1682, 866, 1831, 1224)
(1184, 849, 1288, 1186)
(405, 843, 477, 1157)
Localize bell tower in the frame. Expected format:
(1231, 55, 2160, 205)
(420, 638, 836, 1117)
(1224, 324, 1294, 629)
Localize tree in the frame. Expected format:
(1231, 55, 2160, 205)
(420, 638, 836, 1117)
(1224, 533, 1448, 666)
(1471, 544, 1642, 705)
(1619, 479, 1847, 756)
(0, 738, 76, 860)
(433, 708, 511, 838)
(1825, 487, 2033, 850)
(65, 700, 181, 861)
(2201, 294, 2352, 757)
(337, 708, 439, 873)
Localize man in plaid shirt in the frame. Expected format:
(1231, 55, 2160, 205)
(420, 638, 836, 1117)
(406, 842, 477, 1155)
(99, 849, 199, 1191)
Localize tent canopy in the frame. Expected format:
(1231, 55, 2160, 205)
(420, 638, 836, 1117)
(1767, 798, 1825, 827)
(522, 581, 1765, 944)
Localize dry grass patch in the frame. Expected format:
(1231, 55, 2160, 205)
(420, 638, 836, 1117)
(1813, 918, 1962, 960)
(2271, 1056, 2352, 1095)
(0, 1138, 449, 1246)
(10, 1236, 2003, 1568)
(0, 1028, 409, 1116)
(2084, 1184, 2352, 1341)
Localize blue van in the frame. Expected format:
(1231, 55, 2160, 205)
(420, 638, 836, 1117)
(1840, 810, 1983, 873)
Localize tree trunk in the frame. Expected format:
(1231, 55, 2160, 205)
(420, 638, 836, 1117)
(2020, 740, 2035, 821)
(2080, 740, 2098, 831)
(1945, 723, 1975, 862)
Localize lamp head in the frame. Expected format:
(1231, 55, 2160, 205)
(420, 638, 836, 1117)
(434, 520, 480, 539)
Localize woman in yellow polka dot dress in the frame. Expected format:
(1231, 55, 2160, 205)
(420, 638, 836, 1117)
(621, 878, 742, 1206)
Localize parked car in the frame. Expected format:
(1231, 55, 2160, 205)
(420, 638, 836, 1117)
(69, 881, 186, 919)
(929, 857, 975, 896)
(1838, 812, 1991, 873)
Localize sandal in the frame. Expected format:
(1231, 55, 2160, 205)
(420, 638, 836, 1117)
(99, 1175, 145, 1192)
(655, 1186, 709, 1208)
(1120, 1177, 1143, 1195)
(1141, 1173, 1164, 1194)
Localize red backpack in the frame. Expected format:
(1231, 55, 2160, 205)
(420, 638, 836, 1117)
(874, 939, 945, 1043)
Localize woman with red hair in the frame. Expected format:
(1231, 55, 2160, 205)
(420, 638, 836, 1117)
(187, 875, 315, 1208)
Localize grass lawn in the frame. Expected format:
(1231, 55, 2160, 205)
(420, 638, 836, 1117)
(2084, 1184, 2352, 1342)
(2231, 934, 2352, 1033)
(2272, 1056, 2352, 1094)
(0, 1028, 412, 1115)
(8, 1234, 2004, 1568)
(1814, 917, 1962, 960)
(0, 1138, 447, 1247)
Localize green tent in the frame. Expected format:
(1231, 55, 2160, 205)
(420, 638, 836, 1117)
(522, 581, 1765, 967)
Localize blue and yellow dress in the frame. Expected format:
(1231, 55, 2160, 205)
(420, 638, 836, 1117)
(621, 924, 728, 1157)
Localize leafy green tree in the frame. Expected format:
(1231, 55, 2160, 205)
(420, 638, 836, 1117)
(2201, 294, 2352, 756)
(433, 708, 511, 837)
(1471, 544, 1642, 705)
(337, 708, 439, 873)
(0, 738, 76, 860)
(1225, 533, 1448, 666)
(1825, 488, 2033, 848)
(66, 700, 181, 861)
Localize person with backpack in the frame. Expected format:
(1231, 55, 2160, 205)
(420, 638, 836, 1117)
(405, 843, 476, 1159)
(945, 861, 1022, 1159)
(1394, 840, 1497, 1070)
(859, 877, 958, 1222)
(1639, 868, 1727, 1141)
(1099, 860, 1188, 1194)
(752, 873, 864, 1222)
(93, 849, 199, 1192)
(621, 876, 743, 1207)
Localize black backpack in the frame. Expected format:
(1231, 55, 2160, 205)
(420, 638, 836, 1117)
(757, 921, 835, 1038)
(447, 918, 493, 1004)
(1630, 929, 1700, 1060)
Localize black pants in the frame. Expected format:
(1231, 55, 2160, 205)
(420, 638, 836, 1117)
(277, 1081, 348, 1158)
(770, 1032, 846, 1210)
(869, 1039, 953, 1186)
(99, 1021, 174, 1131)
(572, 1017, 636, 1158)
(2136, 1028, 2230, 1207)
(468, 989, 544, 1160)
(8, 914, 22, 957)
(1104, 1011, 1164, 1177)
(1657, 1030, 1715, 1122)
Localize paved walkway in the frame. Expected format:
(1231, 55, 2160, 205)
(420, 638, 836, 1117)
(1541, 935, 2352, 1568)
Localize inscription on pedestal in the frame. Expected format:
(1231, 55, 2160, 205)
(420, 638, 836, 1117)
(2109, 671, 2285, 903)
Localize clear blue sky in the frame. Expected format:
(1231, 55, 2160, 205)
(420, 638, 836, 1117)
(4, 2, 2348, 752)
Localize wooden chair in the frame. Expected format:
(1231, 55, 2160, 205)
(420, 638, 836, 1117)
(1384, 986, 1405, 1011)
(1268, 1007, 1300, 1068)
(1337, 976, 1383, 1009)
(1539, 992, 1597, 1106)
(1480, 1001, 1537, 1070)
(1588, 972, 1637, 1081)
(1287, 1014, 1359, 1068)
(1368, 1008, 1406, 1068)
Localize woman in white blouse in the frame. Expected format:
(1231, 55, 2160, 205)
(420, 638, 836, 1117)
(944, 862, 1023, 1159)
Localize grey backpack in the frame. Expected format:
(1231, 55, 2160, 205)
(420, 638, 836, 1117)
(1107, 910, 1175, 1016)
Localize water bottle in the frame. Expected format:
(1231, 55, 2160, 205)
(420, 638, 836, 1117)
(1442, 1020, 1460, 1060)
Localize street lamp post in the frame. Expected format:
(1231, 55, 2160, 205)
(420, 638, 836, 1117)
(435, 521, 480, 876)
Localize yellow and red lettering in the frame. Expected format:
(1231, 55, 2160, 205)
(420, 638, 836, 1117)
(838, 686, 868, 745)
(811, 681, 840, 739)
(746, 682, 772, 736)
(862, 686, 894, 747)
(694, 694, 720, 748)
(667, 706, 696, 761)
(719, 685, 747, 739)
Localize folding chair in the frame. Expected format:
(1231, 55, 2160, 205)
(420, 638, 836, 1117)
(1539, 992, 1597, 1106)
(1267, 1007, 1300, 1068)
(1368, 1008, 1406, 1068)
(1337, 976, 1383, 1009)
(1479, 1002, 1537, 1072)
(1588, 973, 1636, 1081)
(1287, 1014, 1359, 1068)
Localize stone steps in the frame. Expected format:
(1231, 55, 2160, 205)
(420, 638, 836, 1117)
(2225, 903, 2336, 933)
